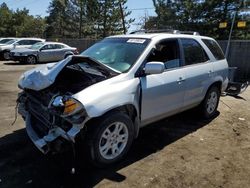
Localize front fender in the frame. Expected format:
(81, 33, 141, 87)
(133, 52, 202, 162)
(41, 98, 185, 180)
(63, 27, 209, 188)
(73, 77, 141, 118)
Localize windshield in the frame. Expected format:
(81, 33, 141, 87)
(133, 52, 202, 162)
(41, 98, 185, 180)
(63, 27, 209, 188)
(0, 39, 13, 44)
(5, 39, 17, 45)
(81, 38, 150, 72)
(30, 42, 45, 50)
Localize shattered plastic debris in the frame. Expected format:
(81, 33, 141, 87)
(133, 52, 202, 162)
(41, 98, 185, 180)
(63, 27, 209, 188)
(26, 180, 32, 184)
(238, 117, 245, 121)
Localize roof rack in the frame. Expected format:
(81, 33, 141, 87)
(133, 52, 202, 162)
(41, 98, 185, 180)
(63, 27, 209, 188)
(129, 29, 200, 36)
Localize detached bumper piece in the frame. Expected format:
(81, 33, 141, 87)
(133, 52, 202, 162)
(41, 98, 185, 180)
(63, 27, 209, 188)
(226, 81, 248, 96)
(226, 67, 249, 96)
(24, 113, 81, 154)
(18, 93, 82, 154)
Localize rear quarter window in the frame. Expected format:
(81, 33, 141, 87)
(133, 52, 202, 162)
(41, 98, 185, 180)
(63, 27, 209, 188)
(202, 39, 225, 60)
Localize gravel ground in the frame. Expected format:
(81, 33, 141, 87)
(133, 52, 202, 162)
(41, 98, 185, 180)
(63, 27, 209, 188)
(0, 61, 249, 188)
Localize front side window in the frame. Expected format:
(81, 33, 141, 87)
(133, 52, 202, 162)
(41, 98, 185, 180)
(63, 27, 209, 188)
(181, 39, 209, 65)
(202, 39, 225, 60)
(81, 38, 150, 72)
(146, 39, 180, 69)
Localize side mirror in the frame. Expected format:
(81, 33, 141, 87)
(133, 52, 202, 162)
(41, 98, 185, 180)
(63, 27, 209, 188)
(144, 62, 165, 75)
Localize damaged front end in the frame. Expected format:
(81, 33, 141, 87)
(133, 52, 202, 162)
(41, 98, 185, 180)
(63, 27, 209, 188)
(17, 56, 118, 154)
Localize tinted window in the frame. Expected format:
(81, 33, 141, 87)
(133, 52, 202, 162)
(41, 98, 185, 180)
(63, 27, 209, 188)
(147, 39, 180, 69)
(42, 44, 61, 50)
(29, 40, 41, 45)
(0, 39, 13, 44)
(17, 40, 31, 45)
(181, 39, 209, 65)
(18, 40, 41, 45)
(202, 39, 225, 60)
(55, 44, 64, 49)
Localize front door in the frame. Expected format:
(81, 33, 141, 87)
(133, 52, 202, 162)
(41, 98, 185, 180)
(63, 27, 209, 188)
(140, 39, 186, 126)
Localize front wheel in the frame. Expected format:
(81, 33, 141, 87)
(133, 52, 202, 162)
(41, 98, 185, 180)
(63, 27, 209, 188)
(200, 86, 220, 119)
(26, 55, 37, 64)
(3, 51, 10, 60)
(87, 112, 134, 167)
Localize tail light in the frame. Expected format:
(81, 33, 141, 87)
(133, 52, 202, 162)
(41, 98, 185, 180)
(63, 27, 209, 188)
(73, 49, 79, 54)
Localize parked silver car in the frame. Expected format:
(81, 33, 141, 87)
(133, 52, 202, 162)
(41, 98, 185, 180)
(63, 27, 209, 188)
(17, 31, 228, 167)
(10, 42, 78, 64)
(0, 38, 45, 60)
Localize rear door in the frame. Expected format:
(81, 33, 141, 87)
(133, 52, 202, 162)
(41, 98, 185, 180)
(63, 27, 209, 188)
(54, 44, 67, 60)
(180, 38, 213, 109)
(140, 39, 186, 125)
(38, 44, 58, 62)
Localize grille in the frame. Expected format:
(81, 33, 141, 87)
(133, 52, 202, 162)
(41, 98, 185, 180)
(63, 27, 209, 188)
(27, 96, 52, 138)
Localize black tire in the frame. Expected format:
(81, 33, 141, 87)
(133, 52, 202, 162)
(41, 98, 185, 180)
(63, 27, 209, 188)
(200, 86, 220, 119)
(86, 112, 134, 167)
(3, 51, 10, 60)
(26, 55, 37, 64)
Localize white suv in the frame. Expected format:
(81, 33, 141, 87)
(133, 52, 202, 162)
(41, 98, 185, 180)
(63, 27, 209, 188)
(0, 38, 45, 60)
(17, 31, 228, 167)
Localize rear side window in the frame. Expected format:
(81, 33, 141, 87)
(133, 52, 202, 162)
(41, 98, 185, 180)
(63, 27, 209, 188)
(55, 44, 65, 49)
(29, 40, 41, 45)
(181, 39, 209, 65)
(202, 39, 225, 60)
(18, 40, 30, 45)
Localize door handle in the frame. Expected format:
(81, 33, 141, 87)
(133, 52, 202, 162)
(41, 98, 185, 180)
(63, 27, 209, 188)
(208, 70, 213, 77)
(177, 77, 185, 84)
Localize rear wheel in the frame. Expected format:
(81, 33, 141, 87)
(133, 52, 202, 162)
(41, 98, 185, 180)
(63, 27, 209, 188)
(200, 86, 220, 119)
(26, 55, 37, 64)
(86, 112, 134, 167)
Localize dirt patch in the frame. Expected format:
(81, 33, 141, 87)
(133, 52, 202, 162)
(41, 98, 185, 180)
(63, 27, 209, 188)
(0, 61, 249, 188)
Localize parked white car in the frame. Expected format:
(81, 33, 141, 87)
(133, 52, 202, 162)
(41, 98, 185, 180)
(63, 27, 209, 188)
(0, 37, 16, 44)
(17, 31, 228, 167)
(0, 38, 45, 60)
(10, 42, 78, 64)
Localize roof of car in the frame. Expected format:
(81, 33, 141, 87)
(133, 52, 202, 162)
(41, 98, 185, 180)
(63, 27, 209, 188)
(109, 33, 214, 41)
(16, 38, 45, 41)
(42, 42, 67, 45)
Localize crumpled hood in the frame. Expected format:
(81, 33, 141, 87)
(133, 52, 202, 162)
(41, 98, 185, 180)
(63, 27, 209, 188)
(18, 55, 119, 91)
(18, 57, 70, 91)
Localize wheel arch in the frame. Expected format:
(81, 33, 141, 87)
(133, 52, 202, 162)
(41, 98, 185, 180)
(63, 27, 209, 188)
(64, 52, 74, 58)
(85, 104, 140, 139)
(208, 81, 222, 93)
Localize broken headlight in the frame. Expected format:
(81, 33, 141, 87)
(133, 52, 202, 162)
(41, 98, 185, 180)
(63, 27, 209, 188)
(50, 96, 87, 124)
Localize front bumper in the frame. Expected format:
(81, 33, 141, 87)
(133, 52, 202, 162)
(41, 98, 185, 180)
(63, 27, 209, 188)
(21, 111, 81, 154)
(9, 54, 27, 62)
